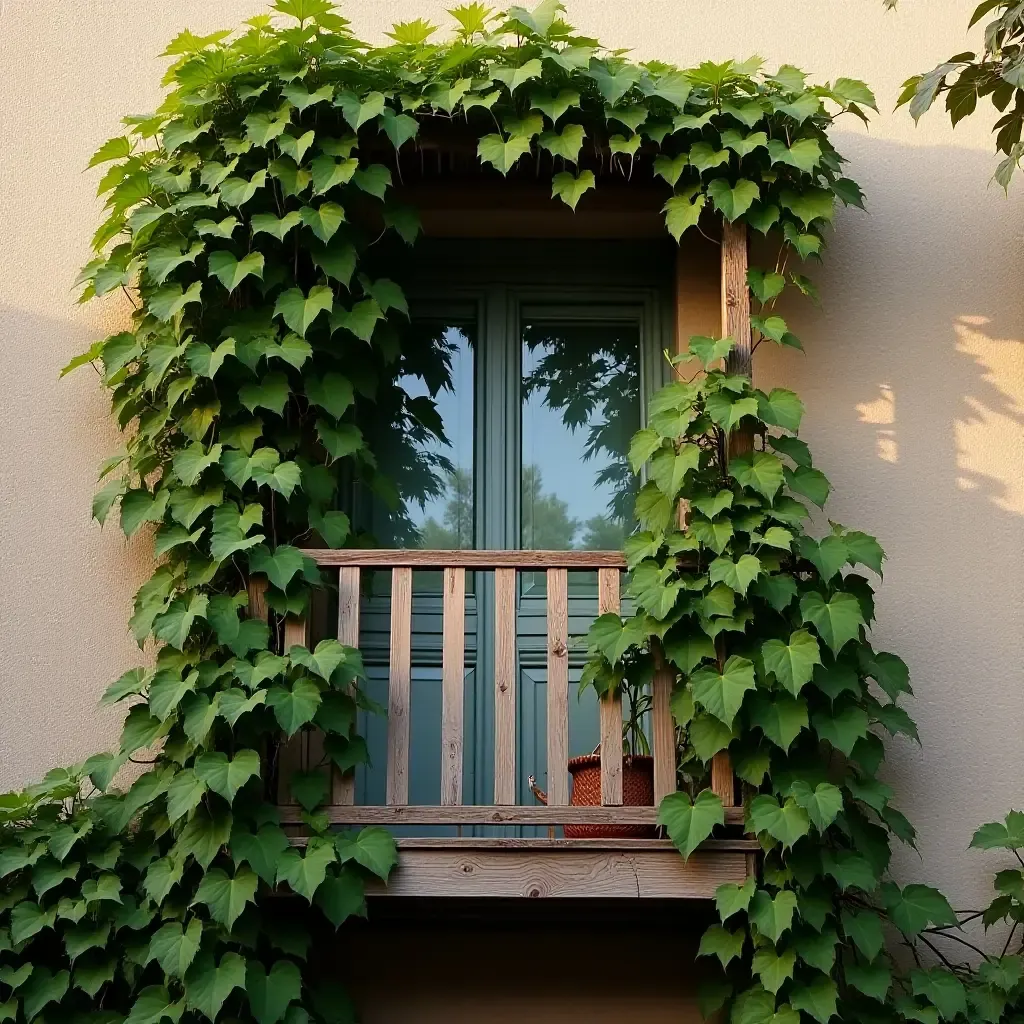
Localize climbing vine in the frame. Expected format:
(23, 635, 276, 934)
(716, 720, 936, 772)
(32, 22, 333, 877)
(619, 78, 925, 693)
(0, 1, 1004, 1022)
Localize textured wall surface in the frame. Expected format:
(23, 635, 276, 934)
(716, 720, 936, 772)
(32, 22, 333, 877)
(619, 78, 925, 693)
(1, 0, 1022, 961)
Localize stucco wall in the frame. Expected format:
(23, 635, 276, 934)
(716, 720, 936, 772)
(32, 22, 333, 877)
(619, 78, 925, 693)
(1, 0, 1022, 950)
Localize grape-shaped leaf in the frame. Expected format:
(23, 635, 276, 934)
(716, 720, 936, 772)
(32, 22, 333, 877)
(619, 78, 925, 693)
(149, 280, 203, 322)
(709, 553, 762, 596)
(147, 242, 204, 286)
(331, 298, 383, 341)
(689, 141, 729, 172)
(911, 969, 967, 1022)
(246, 960, 302, 1024)
(730, 451, 784, 500)
(747, 794, 810, 848)
(248, 544, 309, 591)
(316, 868, 367, 928)
(276, 837, 336, 900)
(757, 388, 804, 432)
(688, 335, 734, 367)
(800, 591, 864, 654)
(752, 945, 796, 994)
(21, 968, 69, 1021)
(663, 188, 705, 241)
(540, 123, 586, 163)
(789, 780, 844, 832)
(274, 285, 334, 337)
(784, 465, 830, 506)
(530, 88, 580, 123)
(747, 692, 808, 751)
(251, 211, 302, 241)
(267, 680, 322, 736)
(798, 535, 848, 583)
(184, 951, 246, 1020)
(761, 629, 821, 695)
(698, 925, 745, 968)
(239, 372, 290, 415)
(767, 137, 821, 172)
(551, 169, 595, 210)
(166, 770, 207, 823)
(722, 129, 768, 157)
(196, 215, 240, 239)
(172, 442, 222, 487)
(690, 656, 756, 727)
(749, 888, 798, 943)
(972, 811, 1024, 850)
(790, 976, 838, 1024)
(194, 749, 260, 802)
(290, 639, 350, 681)
(706, 390, 758, 432)
(311, 154, 358, 194)
(882, 883, 957, 936)
(477, 133, 532, 174)
(841, 908, 885, 961)
(846, 959, 892, 1001)
(219, 169, 268, 207)
(192, 866, 258, 929)
(715, 875, 756, 921)
(492, 58, 543, 92)
(148, 919, 202, 978)
(208, 250, 264, 294)
(305, 372, 354, 420)
(299, 202, 345, 243)
(317, 420, 364, 461)
(707, 178, 760, 221)
(335, 89, 386, 130)
(653, 153, 688, 187)
(780, 186, 834, 227)
(657, 790, 724, 859)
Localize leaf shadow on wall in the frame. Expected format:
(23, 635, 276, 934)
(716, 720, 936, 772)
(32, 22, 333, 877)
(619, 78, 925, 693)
(756, 133, 1024, 945)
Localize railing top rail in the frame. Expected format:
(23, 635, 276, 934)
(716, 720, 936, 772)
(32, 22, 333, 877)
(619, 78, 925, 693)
(298, 548, 628, 570)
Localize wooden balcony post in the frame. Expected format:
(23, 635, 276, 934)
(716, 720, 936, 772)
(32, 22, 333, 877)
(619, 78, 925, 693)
(712, 219, 751, 808)
(441, 567, 466, 806)
(333, 566, 361, 805)
(493, 568, 517, 805)
(598, 568, 623, 806)
(386, 567, 413, 806)
(545, 568, 570, 807)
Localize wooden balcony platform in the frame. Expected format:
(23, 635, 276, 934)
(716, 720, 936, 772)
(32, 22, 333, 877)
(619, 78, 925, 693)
(368, 837, 757, 900)
(269, 550, 753, 902)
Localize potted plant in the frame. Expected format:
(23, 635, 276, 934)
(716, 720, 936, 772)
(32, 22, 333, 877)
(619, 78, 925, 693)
(530, 646, 657, 838)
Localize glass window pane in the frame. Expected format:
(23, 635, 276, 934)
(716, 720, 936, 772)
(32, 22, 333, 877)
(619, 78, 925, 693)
(521, 319, 641, 552)
(374, 319, 475, 550)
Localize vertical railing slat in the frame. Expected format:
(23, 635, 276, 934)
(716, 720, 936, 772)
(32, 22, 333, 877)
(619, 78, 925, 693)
(333, 566, 360, 806)
(651, 642, 677, 803)
(386, 567, 412, 806)
(493, 567, 517, 805)
(545, 568, 569, 807)
(441, 566, 466, 806)
(598, 568, 623, 806)
(280, 614, 309, 804)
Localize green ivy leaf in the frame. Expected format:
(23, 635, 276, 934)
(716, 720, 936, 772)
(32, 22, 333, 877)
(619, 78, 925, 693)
(789, 780, 844, 832)
(249, 544, 309, 591)
(846, 959, 892, 1001)
(690, 656, 756, 727)
(749, 888, 798, 943)
(315, 868, 367, 928)
(911, 969, 967, 1022)
(208, 250, 264, 293)
(663, 188, 705, 241)
(882, 882, 957, 936)
(747, 795, 811, 849)
(747, 692, 808, 751)
(761, 629, 821, 695)
(653, 153, 689, 187)
(166, 770, 207, 823)
(194, 749, 261, 802)
(706, 391, 758, 432)
(551, 169, 595, 210)
(245, 959, 302, 1024)
(277, 837, 336, 900)
(789, 976, 838, 1024)
(730, 451, 784, 500)
(147, 918, 203, 978)
(841, 907, 885, 961)
(798, 535, 848, 583)
(267, 680, 322, 736)
(757, 388, 804, 432)
(709, 553, 762, 596)
(657, 790, 724, 859)
(274, 285, 334, 337)
(335, 826, 398, 880)
(751, 946, 796, 994)
(698, 924, 746, 968)
(707, 178, 759, 221)
(192, 865, 259, 929)
(477, 133, 532, 174)
(184, 950, 247, 1020)
(800, 591, 864, 655)
(716, 875, 756, 920)
(21, 967, 70, 1021)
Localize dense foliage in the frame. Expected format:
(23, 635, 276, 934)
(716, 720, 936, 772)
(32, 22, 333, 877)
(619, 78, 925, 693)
(1, 1, 1012, 1022)
(899, 0, 1024, 187)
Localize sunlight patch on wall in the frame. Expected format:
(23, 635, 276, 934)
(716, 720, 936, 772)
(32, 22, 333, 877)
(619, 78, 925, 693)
(954, 315, 1024, 515)
(856, 383, 898, 464)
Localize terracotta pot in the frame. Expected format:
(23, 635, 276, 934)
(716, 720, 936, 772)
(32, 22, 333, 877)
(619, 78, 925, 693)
(531, 754, 657, 839)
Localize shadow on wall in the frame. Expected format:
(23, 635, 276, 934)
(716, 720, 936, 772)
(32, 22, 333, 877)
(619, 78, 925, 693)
(757, 133, 1024, 911)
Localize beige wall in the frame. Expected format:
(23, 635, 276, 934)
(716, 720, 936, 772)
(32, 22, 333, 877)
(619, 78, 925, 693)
(2, 0, 1022, 934)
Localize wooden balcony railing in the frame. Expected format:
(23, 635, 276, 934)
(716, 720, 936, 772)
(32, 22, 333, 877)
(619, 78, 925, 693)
(262, 549, 750, 898)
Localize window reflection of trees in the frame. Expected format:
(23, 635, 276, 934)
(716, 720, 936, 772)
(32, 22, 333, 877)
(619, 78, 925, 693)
(368, 321, 471, 550)
(521, 321, 640, 550)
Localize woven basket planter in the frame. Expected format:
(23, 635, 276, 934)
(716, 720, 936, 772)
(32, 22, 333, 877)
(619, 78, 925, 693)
(564, 753, 656, 839)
